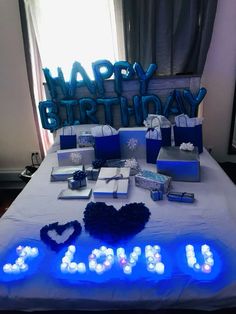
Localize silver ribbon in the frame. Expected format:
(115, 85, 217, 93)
(100, 169, 129, 198)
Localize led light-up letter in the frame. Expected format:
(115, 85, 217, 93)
(117, 246, 141, 275)
(145, 245, 165, 274)
(60, 245, 86, 274)
(88, 246, 114, 275)
(3, 245, 39, 275)
(185, 244, 214, 273)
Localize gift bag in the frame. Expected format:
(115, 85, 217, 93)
(145, 116, 171, 164)
(145, 115, 171, 147)
(60, 127, 77, 150)
(146, 128, 162, 164)
(93, 125, 121, 160)
(173, 115, 203, 153)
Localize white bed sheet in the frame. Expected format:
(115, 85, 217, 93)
(0, 149, 236, 311)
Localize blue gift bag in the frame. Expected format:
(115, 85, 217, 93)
(60, 127, 77, 150)
(173, 125, 203, 153)
(146, 127, 171, 164)
(94, 126, 121, 160)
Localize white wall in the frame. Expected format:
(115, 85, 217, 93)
(202, 0, 236, 162)
(0, 0, 39, 171)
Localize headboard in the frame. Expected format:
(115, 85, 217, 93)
(38, 61, 206, 131)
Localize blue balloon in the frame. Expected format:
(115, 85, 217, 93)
(69, 62, 96, 98)
(96, 97, 119, 126)
(133, 63, 157, 95)
(79, 98, 98, 124)
(114, 61, 134, 95)
(56, 67, 70, 99)
(183, 88, 207, 117)
(120, 96, 130, 127)
(141, 95, 162, 120)
(38, 100, 60, 131)
(43, 68, 57, 100)
(163, 90, 185, 117)
(59, 100, 79, 126)
(133, 95, 143, 126)
(92, 60, 114, 97)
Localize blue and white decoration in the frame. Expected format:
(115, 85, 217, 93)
(39, 60, 207, 131)
(0, 239, 223, 284)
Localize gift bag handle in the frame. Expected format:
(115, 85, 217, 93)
(150, 116, 161, 128)
(176, 115, 188, 127)
(101, 125, 114, 136)
(147, 126, 161, 139)
(62, 126, 74, 136)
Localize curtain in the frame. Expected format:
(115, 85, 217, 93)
(19, 0, 52, 157)
(122, 0, 218, 75)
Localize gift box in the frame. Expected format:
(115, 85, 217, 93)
(58, 188, 92, 199)
(85, 167, 100, 181)
(51, 165, 84, 182)
(68, 177, 87, 189)
(106, 158, 140, 176)
(151, 189, 163, 201)
(135, 170, 171, 193)
(167, 192, 195, 203)
(157, 147, 200, 182)
(57, 147, 95, 167)
(60, 127, 77, 150)
(93, 167, 130, 198)
(119, 127, 147, 159)
(78, 132, 94, 147)
(68, 170, 87, 189)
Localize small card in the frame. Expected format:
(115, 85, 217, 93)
(58, 188, 92, 199)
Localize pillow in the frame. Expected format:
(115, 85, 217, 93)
(53, 124, 99, 146)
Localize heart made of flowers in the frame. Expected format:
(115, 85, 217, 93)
(83, 202, 151, 244)
(40, 220, 82, 252)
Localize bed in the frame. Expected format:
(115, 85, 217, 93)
(1, 72, 236, 312)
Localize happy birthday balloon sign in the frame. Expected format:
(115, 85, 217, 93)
(39, 60, 207, 131)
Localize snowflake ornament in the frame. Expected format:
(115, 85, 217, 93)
(70, 152, 82, 165)
(127, 138, 138, 151)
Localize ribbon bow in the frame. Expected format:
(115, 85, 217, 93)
(104, 174, 124, 184)
(147, 127, 155, 132)
(73, 170, 87, 181)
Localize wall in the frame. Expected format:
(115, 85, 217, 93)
(0, 0, 39, 172)
(202, 0, 236, 162)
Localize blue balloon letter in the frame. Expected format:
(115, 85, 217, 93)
(92, 60, 114, 96)
(133, 63, 157, 95)
(183, 88, 207, 117)
(38, 101, 60, 131)
(114, 61, 134, 95)
(79, 98, 98, 124)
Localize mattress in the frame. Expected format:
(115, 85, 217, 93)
(0, 148, 236, 311)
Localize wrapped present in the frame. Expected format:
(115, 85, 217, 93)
(51, 165, 84, 182)
(135, 170, 171, 193)
(85, 167, 100, 181)
(92, 125, 121, 160)
(150, 189, 163, 201)
(78, 132, 94, 147)
(157, 146, 200, 182)
(57, 147, 95, 167)
(58, 188, 92, 199)
(93, 167, 130, 198)
(119, 127, 146, 159)
(106, 158, 140, 176)
(167, 191, 195, 203)
(68, 170, 87, 190)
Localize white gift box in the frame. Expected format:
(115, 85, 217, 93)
(57, 147, 95, 166)
(119, 127, 147, 159)
(93, 167, 130, 198)
(51, 165, 84, 181)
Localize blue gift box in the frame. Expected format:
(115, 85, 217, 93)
(85, 167, 100, 181)
(78, 133, 94, 147)
(157, 147, 200, 182)
(151, 189, 163, 201)
(167, 192, 195, 203)
(68, 177, 87, 190)
(135, 170, 171, 193)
